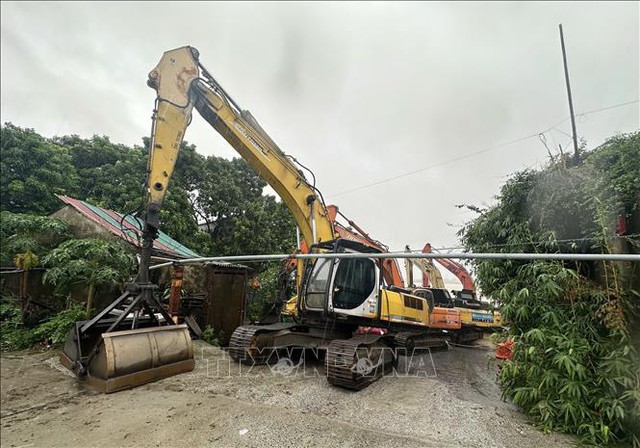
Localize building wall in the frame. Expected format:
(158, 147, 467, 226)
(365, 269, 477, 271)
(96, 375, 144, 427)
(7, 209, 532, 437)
(50, 206, 122, 243)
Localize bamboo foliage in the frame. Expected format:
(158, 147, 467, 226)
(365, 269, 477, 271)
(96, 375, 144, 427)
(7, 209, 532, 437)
(460, 132, 640, 446)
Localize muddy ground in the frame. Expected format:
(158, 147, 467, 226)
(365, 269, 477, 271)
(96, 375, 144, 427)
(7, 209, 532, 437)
(1, 339, 576, 448)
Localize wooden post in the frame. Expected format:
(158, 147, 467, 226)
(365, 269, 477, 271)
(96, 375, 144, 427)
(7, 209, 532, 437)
(19, 268, 28, 324)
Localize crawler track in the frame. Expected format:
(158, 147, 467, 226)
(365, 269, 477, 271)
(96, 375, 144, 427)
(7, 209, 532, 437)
(325, 335, 394, 390)
(228, 323, 297, 365)
(394, 331, 450, 353)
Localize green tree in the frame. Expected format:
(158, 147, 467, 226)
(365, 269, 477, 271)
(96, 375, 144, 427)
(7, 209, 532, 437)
(459, 132, 640, 446)
(55, 134, 204, 249)
(1, 124, 297, 276)
(1, 123, 79, 214)
(53, 134, 147, 212)
(42, 239, 136, 315)
(0, 211, 69, 266)
(195, 156, 296, 259)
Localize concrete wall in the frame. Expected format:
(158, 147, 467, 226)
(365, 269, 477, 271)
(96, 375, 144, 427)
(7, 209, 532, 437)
(50, 206, 124, 243)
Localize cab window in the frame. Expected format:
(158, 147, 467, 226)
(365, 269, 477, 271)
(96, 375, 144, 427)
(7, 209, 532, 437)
(304, 258, 332, 309)
(332, 258, 375, 309)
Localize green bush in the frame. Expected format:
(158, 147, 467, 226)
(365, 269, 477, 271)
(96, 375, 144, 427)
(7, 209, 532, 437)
(201, 326, 219, 347)
(460, 133, 640, 446)
(0, 301, 86, 350)
(0, 302, 38, 351)
(495, 262, 639, 446)
(33, 303, 86, 346)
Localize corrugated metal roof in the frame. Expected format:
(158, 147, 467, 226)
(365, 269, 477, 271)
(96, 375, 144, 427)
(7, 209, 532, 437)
(56, 195, 200, 259)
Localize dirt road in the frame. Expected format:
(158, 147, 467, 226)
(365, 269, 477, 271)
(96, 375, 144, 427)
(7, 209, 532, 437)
(1, 339, 576, 447)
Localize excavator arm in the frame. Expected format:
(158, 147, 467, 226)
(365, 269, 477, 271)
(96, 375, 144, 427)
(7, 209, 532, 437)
(404, 245, 445, 288)
(423, 243, 475, 291)
(147, 46, 336, 247)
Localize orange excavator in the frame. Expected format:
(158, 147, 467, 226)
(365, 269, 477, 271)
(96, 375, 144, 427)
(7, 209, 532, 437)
(422, 243, 477, 305)
(420, 243, 502, 332)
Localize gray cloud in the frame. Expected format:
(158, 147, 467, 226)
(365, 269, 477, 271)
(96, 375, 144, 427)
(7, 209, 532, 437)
(2, 2, 638, 285)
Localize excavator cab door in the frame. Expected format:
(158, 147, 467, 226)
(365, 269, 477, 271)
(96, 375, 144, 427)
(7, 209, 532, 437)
(327, 255, 379, 319)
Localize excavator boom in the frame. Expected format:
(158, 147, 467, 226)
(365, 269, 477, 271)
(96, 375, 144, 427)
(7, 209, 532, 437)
(404, 245, 446, 289)
(59, 48, 200, 392)
(423, 243, 475, 291)
(147, 47, 336, 248)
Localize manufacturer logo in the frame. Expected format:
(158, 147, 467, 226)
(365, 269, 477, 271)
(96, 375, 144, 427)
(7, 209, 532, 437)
(471, 312, 493, 323)
(234, 122, 268, 157)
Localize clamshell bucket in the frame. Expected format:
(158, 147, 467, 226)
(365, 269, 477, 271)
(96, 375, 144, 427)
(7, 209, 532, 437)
(87, 325, 194, 393)
(61, 319, 195, 393)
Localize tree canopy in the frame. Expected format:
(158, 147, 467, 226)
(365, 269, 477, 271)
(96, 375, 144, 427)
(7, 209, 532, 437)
(0, 123, 297, 265)
(459, 132, 640, 446)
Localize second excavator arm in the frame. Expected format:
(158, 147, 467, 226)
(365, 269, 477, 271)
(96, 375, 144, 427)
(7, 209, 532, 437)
(422, 243, 475, 291)
(404, 245, 446, 288)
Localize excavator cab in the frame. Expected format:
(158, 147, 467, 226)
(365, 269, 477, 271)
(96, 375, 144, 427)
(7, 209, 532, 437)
(299, 239, 381, 321)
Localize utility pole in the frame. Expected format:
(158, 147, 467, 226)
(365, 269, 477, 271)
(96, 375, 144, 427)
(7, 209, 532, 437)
(559, 24, 580, 161)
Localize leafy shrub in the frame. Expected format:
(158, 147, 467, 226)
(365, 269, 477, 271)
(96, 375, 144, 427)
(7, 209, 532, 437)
(0, 301, 37, 351)
(201, 326, 219, 347)
(43, 238, 136, 314)
(33, 303, 86, 346)
(0, 211, 68, 266)
(460, 133, 640, 446)
(0, 301, 86, 350)
(495, 262, 639, 446)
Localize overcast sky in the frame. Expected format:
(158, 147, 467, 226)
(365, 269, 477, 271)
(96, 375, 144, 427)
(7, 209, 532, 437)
(2, 2, 638, 285)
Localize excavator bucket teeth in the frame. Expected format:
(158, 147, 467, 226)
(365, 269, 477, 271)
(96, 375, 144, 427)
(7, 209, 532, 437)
(61, 324, 194, 393)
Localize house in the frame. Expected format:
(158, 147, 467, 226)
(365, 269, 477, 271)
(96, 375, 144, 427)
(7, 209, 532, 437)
(50, 195, 253, 341)
(51, 195, 200, 260)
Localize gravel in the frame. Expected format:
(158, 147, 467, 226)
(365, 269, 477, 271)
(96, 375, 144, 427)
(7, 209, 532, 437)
(0, 339, 577, 447)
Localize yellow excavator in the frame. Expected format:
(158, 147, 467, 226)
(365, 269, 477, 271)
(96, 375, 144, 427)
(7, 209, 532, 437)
(143, 46, 468, 389)
(63, 46, 463, 391)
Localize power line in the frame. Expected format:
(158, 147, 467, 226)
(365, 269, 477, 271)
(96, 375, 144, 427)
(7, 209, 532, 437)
(329, 99, 639, 198)
(330, 133, 538, 198)
(538, 99, 639, 134)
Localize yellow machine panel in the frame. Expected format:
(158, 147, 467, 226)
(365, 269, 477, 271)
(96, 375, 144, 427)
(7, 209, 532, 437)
(456, 308, 502, 329)
(379, 290, 429, 327)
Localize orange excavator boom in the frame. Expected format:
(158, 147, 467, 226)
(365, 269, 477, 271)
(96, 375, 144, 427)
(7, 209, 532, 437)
(328, 205, 405, 288)
(423, 243, 475, 292)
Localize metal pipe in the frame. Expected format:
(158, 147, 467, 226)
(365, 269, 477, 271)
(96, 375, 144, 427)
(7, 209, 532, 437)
(150, 252, 640, 270)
